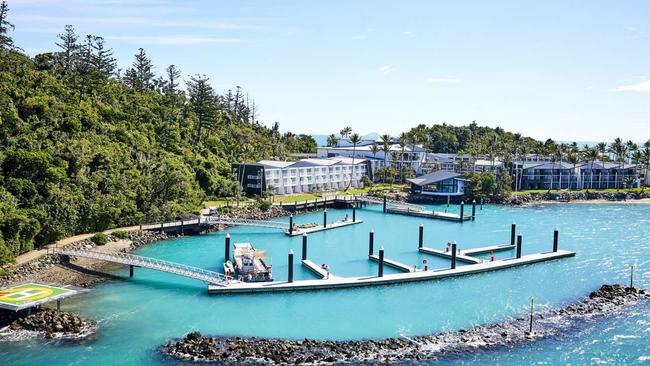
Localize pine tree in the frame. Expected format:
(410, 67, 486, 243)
(187, 74, 217, 142)
(56, 25, 79, 71)
(0, 1, 16, 50)
(92, 36, 116, 78)
(164, 64, 181, 95)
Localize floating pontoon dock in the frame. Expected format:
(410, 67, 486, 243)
(207, 250, 575, 294)
(301, 259, 333, 279)
(386, 207, 472, 222)
(418, 246, 482, 264)
(286, 219, 363, 237)
(369, 254, 416, 273)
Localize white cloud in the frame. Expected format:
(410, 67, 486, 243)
(104, 35, 244, 45)
(379, 65, 394, 75)
(13, 15, 267, 31)
(402, 31, 415, 37)
(427, 77, 461, 84)
(610, 80, 650, 93)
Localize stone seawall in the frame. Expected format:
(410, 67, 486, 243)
(161, 285, 648, 365)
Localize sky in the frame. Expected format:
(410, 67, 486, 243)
(7, 0, 650, 142)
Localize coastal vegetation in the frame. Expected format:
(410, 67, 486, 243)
(0, 1, 315, 265)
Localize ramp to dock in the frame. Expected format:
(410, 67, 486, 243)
(203, 217, 289, 231)
(59, 249, 232, 286)
(418, 246, 482, 264)
(302, 259, 332, 279)
(369, 255, 416, 273)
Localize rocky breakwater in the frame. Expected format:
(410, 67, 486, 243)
(127, 230, 169, 250)
(5, 309, 96, 340)
(162, 284, 648, 364)
(501, 190, 650, 205)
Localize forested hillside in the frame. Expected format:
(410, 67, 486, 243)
(0, 2, 314, 264)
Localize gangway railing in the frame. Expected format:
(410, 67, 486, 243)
(59, 249, 233, 287)
(354, 195, 424, 211)
(202, 217, 289, 231)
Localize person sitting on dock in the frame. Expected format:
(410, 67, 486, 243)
(445, 242, 451, 253)
(292, 224, 299, 233)
(321, 263, 330, 279)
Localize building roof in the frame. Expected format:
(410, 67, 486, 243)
(258, 157, 367, 169)
(523, 161, 574, 170)
(407, 170, 461, 186)
(257, 160, 294, 169)
(578, 162, 637, 170)
(320, 144, 425, 153)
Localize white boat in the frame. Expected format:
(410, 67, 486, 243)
(232, 243, 273, 282)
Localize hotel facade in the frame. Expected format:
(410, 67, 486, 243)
(233, 157, 370, 195)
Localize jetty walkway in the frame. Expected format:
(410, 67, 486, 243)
(59, 249, 233, 287)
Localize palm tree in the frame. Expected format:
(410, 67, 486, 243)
(369, 143, 379, 182)
(596, 142, 607, 188)
(583, 146, 599, 190)
(609, 138, 626, 190)
(397, 133, 407, 182)
(380, 134, 391, 182)
(340, 126, 352, 139)
(566, 149, 580, 190)
(326, 134, 338, 147)
(642, 140, 650, 190)
(348, 133, 361, 189)
(549, 145, 562, 191)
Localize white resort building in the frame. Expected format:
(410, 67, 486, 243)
(233, 157, 369, 195)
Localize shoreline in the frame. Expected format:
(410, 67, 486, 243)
(161, 284, 649, 364)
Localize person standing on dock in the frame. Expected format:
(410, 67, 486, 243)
(423, 259, 428, 271)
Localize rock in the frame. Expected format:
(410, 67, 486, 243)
(160, 283, 649, 365)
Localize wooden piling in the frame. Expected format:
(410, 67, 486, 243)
(302, 233, 308, 261)
(553, 228, 559, 252)
(471, 200, 476, 220)
(225, 233, 231, 262)
(451, 242, 457, 269)
(352, 205, 356, 222)
(323, 210, 327, 228)
(460, 201, 465, 222)
(289, 215, 294, 233)
(516, 234, 523, 259)
(129, 265, 134, 278)
(369, 229, 374, 256)
(383, 196, 387, 213)
(378, 247, 385, 277)
(511, 223, 516, 245)
(418, 224, 424, 248)
(288, 250, 294, 283)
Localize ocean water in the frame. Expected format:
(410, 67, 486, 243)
(1, 203, 649, 365)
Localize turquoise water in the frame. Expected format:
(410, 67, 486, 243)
(1, 203, 649, 365)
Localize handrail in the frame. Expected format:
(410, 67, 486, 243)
(355, 195, 424, 211)
(202, 217, 289, 230)
(59, 249, 233, 286)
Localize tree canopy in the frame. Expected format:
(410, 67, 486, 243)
(0, 2, 315, 265)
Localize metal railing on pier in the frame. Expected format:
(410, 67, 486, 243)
(59, 249, 233, 286)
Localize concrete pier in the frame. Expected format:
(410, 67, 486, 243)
(369, 254, 416, 273)
(386, 207, 472, 222)
(208, 250, 576, 294)
(302, 259, 331, 279)
(461, 244, 516, 256)
(419, 246, 482, 264)
(285, 220, 363, 236)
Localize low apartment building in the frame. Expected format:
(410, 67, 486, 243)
(233, 157, 370, 195)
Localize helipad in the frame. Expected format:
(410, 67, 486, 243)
(0, 283, 84, 311)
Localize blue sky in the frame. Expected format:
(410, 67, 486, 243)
(8, 0, 650, 141)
